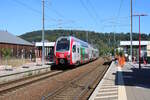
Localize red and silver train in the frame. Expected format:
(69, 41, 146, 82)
(54, 36, 99, 65)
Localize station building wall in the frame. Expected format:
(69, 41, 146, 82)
(0, 42, 35, 60)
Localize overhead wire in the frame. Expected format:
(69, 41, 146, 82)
(46, 6, 76, 23)
(79, 0, 99, 26)
(44, 2, 65, 19)
(12, 0, 130, 32)
(110, 0, 124, 29)
(117, 0, 124, 17)
(12, 0, 59, 22)
(44, 1, 76, 29)
(86, 0, 130, 33)
(86, 0, 101, 23)
(102, 0, 126, 30)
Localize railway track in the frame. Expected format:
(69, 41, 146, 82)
(41, 60, 110, 100)
(0, 69, 64, 95)
(0, 58, 111, 100)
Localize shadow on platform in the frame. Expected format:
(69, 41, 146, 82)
(115, 65, 150, 89)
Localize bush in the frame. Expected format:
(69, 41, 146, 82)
(0, 48, 12, 65)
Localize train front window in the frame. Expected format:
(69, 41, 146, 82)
(56, 38, 70, 51)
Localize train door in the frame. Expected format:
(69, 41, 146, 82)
(85, 48, 88, 62)
(76, 44, 80, 62)
(72, 43, 77, 64)
(80, 48, 83, 63)
(80, 47, 85, 63)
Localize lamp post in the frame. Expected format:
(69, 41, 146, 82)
(133, 14, 148, 69)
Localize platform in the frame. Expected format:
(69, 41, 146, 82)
(89, 61, 150, 100)
(0, 63, 51, 84)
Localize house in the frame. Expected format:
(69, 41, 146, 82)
(0, 30, 34, 60)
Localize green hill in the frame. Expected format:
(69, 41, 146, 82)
(20, 29, 150, 55)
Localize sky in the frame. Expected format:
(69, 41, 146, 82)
(0, 0, 150, 35)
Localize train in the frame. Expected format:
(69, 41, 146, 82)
(54, 36, 99, 66)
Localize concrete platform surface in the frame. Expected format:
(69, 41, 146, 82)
(89, 61, 150, 100)
(0, 63, 51, 84)
(0, 63, 51, 77)
(120, 63, 150, 100)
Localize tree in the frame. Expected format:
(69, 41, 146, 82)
(1, 48, 12, 66)
(20, 29, 150, 56)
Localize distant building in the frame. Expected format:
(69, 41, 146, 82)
(0, 30, 34, 60)
(120, 41, 150, 60)
(35, 42, 55, 61)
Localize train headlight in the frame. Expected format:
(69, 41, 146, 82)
(60, 59, 65, 64)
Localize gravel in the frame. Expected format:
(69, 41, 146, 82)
(0, 58, 107, 100)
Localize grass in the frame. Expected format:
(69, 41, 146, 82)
(0, 58, 33, 67)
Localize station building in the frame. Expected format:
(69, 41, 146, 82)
(0, 30, 34, 60)
(35, 41, 55, 62)
(120, 41, 150, 61)
(0, 30, 55, 63)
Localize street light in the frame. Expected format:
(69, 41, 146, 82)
(133, 13, 148, 69)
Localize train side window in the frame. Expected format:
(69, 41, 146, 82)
(73, 45, 76, 53)
(78, 48, 79, 53)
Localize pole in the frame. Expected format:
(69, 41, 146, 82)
(133, 14, 148, 69)
(113, 32, 116, 48)
(113, 32, 116, 56)
(86, 31, 88, 42)
(139, 16, 141, 69)
(42, 0, 45, 66)
(130, 0, 133, 62)
(108, 34, 110, 48)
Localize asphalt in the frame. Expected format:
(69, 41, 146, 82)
(119, 63, 150, 100)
